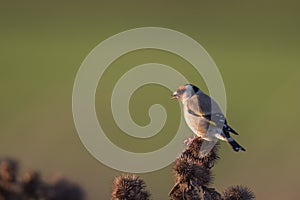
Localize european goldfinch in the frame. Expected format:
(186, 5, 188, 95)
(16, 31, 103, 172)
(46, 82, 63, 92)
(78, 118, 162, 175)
(172, 84, 245, 157)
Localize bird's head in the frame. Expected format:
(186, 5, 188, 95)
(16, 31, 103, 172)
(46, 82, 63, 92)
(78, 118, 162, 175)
(171, 84, 200, 103)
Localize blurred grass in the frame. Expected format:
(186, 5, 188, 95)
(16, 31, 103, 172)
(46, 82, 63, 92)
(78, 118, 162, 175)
(1, 1, 300, 199)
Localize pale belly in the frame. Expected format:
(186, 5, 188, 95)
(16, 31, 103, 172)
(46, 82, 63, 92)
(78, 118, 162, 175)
(183, 105, 223, 140)
(183, 106, 208, 137)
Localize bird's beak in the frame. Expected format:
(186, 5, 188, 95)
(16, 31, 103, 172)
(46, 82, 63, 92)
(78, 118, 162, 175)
(171, 92, 178, 100)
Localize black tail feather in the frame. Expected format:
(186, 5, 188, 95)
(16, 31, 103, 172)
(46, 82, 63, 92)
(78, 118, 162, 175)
(223, 123, 238, 135)
(228, 139, 246, 152)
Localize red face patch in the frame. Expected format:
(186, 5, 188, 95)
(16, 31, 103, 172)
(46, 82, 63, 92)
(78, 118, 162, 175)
(177, 85, 186, 101)
(177, 85, 185, 91)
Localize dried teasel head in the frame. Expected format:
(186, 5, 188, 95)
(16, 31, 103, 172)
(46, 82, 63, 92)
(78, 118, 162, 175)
(223, 185, 255, 200)
(182, 138, 220, 169)
(112, 174, 150, 200)
(0, 158, 18, 182)
(173, 155, 211, 186)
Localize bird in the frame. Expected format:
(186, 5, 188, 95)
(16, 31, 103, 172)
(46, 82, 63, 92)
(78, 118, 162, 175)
(172, 84, 245, 157)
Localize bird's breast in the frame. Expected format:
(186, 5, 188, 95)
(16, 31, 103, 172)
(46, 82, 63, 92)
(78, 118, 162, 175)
(183, 105, 208, 137)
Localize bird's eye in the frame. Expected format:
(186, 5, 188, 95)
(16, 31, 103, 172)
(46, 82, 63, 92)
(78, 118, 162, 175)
(177, 89, 185, 94)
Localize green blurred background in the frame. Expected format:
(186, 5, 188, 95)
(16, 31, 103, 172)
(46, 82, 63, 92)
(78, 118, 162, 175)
(1, 1, 300, 199)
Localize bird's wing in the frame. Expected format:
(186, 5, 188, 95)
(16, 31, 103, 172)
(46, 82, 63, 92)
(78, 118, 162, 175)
(188, 93, 213, 115)
(186, 106, 217, 127)
(187, 93, 238, 134)
(187, 93, 223, 127)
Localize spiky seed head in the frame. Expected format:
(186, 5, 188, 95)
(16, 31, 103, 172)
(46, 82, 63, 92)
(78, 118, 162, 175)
(112, 174, 150, 200)
(173, 156, 211, 186)
(223, 185, 255, 200)
(181, 137, 220, 169)
(0, 158, 19, 182)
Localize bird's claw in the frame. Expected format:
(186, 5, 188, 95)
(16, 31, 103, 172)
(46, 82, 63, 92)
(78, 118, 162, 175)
(184, 136, 197, 146)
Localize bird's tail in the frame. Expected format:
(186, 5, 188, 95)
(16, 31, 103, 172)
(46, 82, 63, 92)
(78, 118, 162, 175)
(227, 137, 246, 152)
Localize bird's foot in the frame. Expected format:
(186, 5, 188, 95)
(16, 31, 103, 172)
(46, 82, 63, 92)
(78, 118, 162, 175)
(184, 136, 197, 146)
